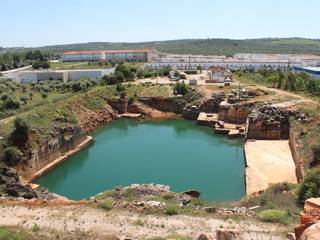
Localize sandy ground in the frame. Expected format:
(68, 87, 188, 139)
(0, 204, 285, 239)
(245, 140, 297, 194)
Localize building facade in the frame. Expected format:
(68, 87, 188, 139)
(13, 68, 115, 83)
(62, 49, 157, 62)
(294, 67, 320, 80)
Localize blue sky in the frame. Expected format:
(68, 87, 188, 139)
(1, 0, 319, 47)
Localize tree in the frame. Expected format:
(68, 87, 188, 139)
(277, 70, 284, 89)
(116, 83, 125, 92)
(3, 97, 20, 110)
(287, 72, 296, 91)
(3, 147, 23, 166)
(9, 117, 30, 147)
(298, 168, 320, 204)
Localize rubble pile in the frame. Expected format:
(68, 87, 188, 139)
(247, 103, 308, 140)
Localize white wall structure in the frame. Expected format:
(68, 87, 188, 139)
(294, 67, 320, 79)
(13, 68, 115, 83)
(62, 49, 157, 62)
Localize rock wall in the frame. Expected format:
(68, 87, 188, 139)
(138, 97, 186, 114)
(246, 104, 295, 140)
(108, 98, 129, 114)
(289, 130, 305, 182)
(18, 125, 87, 179)
(219, 101, 254, 124)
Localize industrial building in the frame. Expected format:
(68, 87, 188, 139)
(62, 49, 158, 62)
(13, 68, 114, 83)
(294, 66, 320, 79)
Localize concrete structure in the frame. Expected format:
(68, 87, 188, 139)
(13, 68, 114, 83)
(207, 67, 233, 83)
(62, 49, 157, 62)
(294, 66, 320, 79)
(145, 53, 320, 70)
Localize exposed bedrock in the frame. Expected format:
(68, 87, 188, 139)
(18, 125, 88, 178)
(0, 167, 37, 199)
(246, 104, 307, 140)
(108, 98, 129, 114)
(138, 96, 187, 114)
(219, 101, 256, 124)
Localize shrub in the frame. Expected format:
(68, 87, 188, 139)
(3, 146, 23, 166)
(9, 117, 30, 147)
(257, 209, 288, 224)
(173, 82, 189, 95)
(298, 168, 320, 204)
(161, 192, 174, 200)
(101, 198, 113, 211)
(3, 97, 20, 109)
(116, 83, 125, 92)
(20, 96, 28, 104)
(165, 204, 178, 215)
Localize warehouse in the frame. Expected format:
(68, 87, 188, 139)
(62, 49, 157, 62)
(13, 68, 114, 83)
(294, 66, 320, 79)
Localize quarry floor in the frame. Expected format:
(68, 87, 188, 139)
(0, 204, 286, 240)
(245, 140, 298, 194)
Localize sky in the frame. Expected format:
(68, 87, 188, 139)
(1, 0, 319, 47)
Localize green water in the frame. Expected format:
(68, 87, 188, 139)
(35, 119, 245, 201)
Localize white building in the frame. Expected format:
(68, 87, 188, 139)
(62, 49, 158, 62)
(13, 68, 115, 83)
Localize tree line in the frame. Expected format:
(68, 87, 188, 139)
(236, 69, 320, 95)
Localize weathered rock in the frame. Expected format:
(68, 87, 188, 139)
(5, 183, 37, 199)
(183, 190, 201, 198)
(108, 98, 129, 114)
(197, 234, 210, 240)
(0, 167, 19, 185)
(300, 222, 320, 240)
(216, 229, 242, 240)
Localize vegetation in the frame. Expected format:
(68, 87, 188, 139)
(298, 168, 320, 204)
(165, 204, 178, 215)
(257, 209, 289, 224)
(0, 226, 35, 240)
(236, 69, 320, 95)
(28, 38, 320, 55)
(100, 198, 114, 210)
(0, 50, 54, 71)
(241, 183, 301, 224)
(173, 82, 189, 95)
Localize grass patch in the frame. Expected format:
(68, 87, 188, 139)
(165, 204, 178, 216)
(100, 198, 114, 211)
(161, 192, 174, 200)
(258, 209, 289, 224)
(0, 226, 35, 240)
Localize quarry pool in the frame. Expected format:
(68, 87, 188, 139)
(35, 119, 245, 201)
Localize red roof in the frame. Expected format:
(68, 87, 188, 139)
(64, 49, 154, 55)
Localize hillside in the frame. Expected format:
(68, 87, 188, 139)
(18, 38, 320, 56)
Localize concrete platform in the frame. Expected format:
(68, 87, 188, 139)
(197, 112, 218, 126)
(245, 140, 297, 194)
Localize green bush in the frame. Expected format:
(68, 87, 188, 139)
(9, 117, 30, 147)
(3, 147, 23, 166)
(165, 204, 178, 215)
(173, 82, 189, 96)
(298, 168, 320, 204)
(101, 198, 114, 211)
(257, 209, 288, 224)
